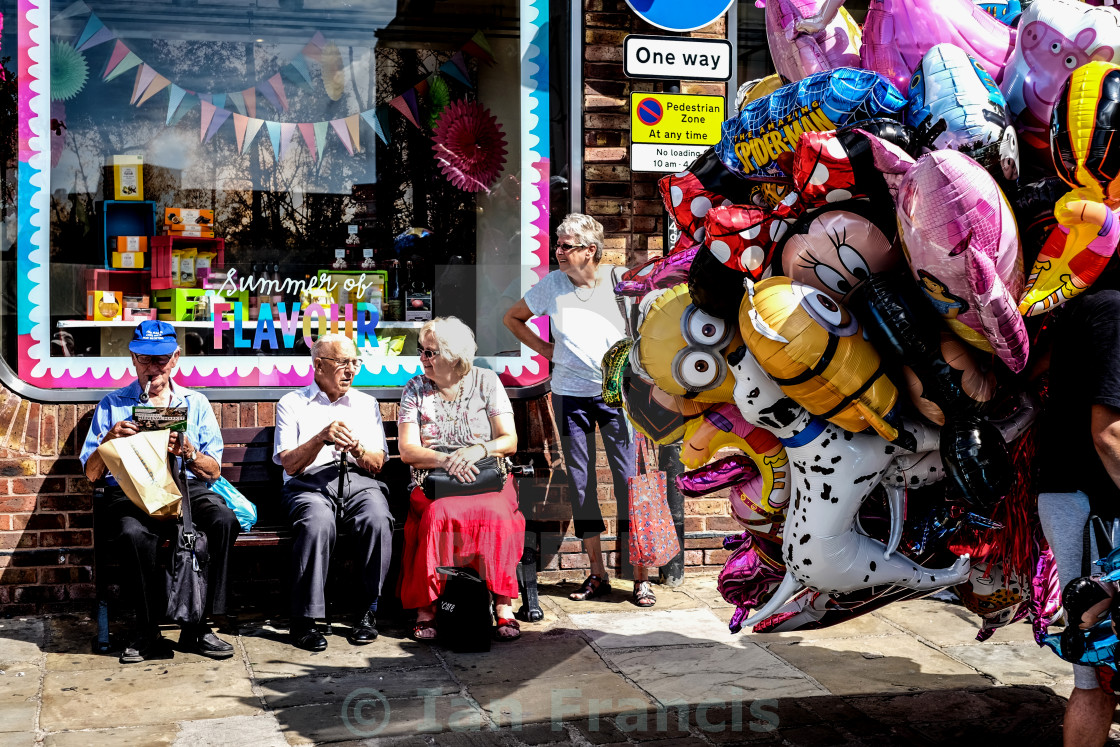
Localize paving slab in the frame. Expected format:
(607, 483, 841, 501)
(241, 628, 441, 677)
(940, 642, 1071, 687)
(767, 635, 991, 695)
(469, 670, 655, 728)
(0, 662, 41, 734)
(541, 581, 703, 617)
(41, 660, 259, 731)
(568, 609, 738, 649)
(44, 725, 178, 746)
(258, 665, 458, 709)
(872, 599, 1035, 646)
(171, 714, 288, 747)
(605, 641, 826, 706)
(441, 634, 609, 686)
(0, 618, 46, 663)
(45, 624, 238, 673)
(746, 611, 904, 643)
(0, 734, 37, 747)
(276, 694, 486, 744)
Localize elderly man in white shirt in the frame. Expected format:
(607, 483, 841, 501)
(274, 333, 392, 652)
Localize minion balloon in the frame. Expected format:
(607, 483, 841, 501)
(635, 283, 742, 404)
(1020, 60, 1120, 316)
(740, 277, 902, 444)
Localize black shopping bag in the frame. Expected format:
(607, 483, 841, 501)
(435, 566, 492, 653)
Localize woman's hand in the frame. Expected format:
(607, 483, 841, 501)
(443, 443, 486, 483)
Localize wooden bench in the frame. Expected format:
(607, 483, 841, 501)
(93, 421, 546, 650)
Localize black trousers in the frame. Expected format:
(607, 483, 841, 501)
(282, 464, 394, 619)
(98, 483, 240, 631)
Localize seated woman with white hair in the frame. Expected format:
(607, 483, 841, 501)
(397, 316, 525, 641)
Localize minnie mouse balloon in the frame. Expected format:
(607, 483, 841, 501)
(906, 44, 1020, 186)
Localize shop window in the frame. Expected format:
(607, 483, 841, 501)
(0, 0, 557, 391)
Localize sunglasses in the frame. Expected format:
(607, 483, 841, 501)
(419, 347, 441, 360)
(135, 354, 173, 366)
(555, 242, 590, 253)
(319, 356, 362, 370)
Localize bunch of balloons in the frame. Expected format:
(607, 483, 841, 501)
(603, 0, 1120, 650)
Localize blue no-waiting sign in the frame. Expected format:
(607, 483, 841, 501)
(624, 0, 736, 33)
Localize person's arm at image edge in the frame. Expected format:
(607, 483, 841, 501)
(503, 298, 554, 360)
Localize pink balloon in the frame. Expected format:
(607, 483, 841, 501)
(765, 0, 861, 82)
(894, 149, 1030, 373)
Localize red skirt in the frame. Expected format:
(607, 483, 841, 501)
(397, 475, 525, 609)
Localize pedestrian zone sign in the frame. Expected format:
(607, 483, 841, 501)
(630, 92, 724, 146)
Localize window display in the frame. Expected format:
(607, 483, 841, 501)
(3, 0, 555, 390)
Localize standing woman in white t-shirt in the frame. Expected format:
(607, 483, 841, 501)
(503, 214, 656, 607)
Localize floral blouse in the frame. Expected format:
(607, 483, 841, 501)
(398, 367, 513, 476)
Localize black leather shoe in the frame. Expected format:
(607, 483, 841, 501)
(348, 610, 378, 645)
(119, 634, 172, 665)
(292, 626, 328, 652)
(191, 631, 235, 660)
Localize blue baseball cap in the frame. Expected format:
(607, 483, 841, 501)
(129, 320, 178, 356)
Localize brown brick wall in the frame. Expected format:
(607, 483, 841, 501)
(584, 0, 729, 266)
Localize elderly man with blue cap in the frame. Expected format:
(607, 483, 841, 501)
(80, 320, 240, 664)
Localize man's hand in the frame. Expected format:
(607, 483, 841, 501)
(167, 432, 192, 457)
(319, 421, 358, 451)
(102, 420, 139, 444)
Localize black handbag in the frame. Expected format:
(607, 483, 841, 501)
(435, 566, 492, 653)
(165, 463, 209, 625)
(421, 455, 506, 499)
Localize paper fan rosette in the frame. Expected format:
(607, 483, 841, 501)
(431, 100, 507, 192)
(50, 41, 88, 101)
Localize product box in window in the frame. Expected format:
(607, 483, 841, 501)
(162, 226, 216, 238)
(111, 251, 146, 269)
(123, 308, 156, 322)
(164, 208, 214, 227)
(405, 291, 432, 321)
(87, 291, 123, 321)
(154, 288, 249, 321)
(110, 156, 144, 201)
(114, 236, 148, 252)
(123, 294, 150, 309)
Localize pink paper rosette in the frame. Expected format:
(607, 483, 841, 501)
(431, 100, 508, 192)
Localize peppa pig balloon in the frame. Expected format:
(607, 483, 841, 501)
(764, 0, 862, 83)
(788, 0, 1016, 96)
(1000, 0, 1120, 161)
(893, 148, 1030, 372)
(906, 44, 1020, 186)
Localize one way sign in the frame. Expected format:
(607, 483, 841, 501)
(624, 35, 732, 82)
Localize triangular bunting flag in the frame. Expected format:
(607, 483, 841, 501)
(53, 1, 90, 23)
(75, 15, 109, 50)
(268, 73, 289, 111)
(242, 116, 265, 154)
(330, 118, 353, 155)
(105, 51, 142, 82)
(288, 54, 313, 86)
(266, 121, 282, 158)
(130, 64, 158, 105)
(212, 93, 226, 110)
(242, 88, 257, 118)
(166, 84, 187, 124)
(169, 94, 198, 126)
(233, 113, 249, 153)
(403, 88, 420, 126)
(298, 123, 318, 162)
(198, 93, 212, 104)
(441, 54, 473, 88)
(313, 121, 328, 160)
(227, 91, 246, 116)
(463, 31, 495, 64)
(102, 41, 130, 78)
(279, 122, 297, 159)
(302, 41, 322, 63)
(389, 95, 418, 128)
(309, 31, 327, 49)
(204, 107, 231, 143)
(414, 79, 430, 98)
(361, 108, 388, 146)
(345, 113, 361, 153)
(136, 73, 170, 107)
(199, 100, 217, 142)
(77, 25, 114, 52)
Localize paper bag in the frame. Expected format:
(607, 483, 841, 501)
(96, 429, 181, 517)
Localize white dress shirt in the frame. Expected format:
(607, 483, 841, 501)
(273, 382, 388, 482)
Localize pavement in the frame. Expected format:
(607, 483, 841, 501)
(0, 572, 1109, 746)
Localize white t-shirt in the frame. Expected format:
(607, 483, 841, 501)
(273, 382, 389, 482)
(524, 265, 628, 397)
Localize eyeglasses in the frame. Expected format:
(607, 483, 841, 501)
(419, 347, 441, 360)
(555, 242, 590, 253)
(135, 354, 173, 366)
(318, 356, 362, 370)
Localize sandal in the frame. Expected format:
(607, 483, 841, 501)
(633, 581, 656, 608)
(494, 617, 521, 642)
(410, 619, 438, 642)
(569, 574, 612, 601)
